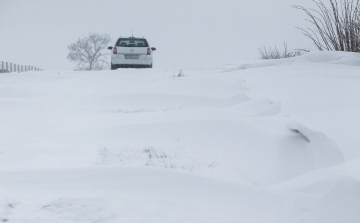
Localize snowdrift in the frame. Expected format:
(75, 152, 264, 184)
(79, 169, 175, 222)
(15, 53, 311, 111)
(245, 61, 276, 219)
(0, 51, 360, 222)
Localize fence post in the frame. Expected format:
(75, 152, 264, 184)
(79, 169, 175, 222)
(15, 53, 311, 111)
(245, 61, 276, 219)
(0, 63, 42, 73)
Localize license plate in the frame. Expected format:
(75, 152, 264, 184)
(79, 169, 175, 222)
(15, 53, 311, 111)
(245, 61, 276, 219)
(126, 55, 139, 59)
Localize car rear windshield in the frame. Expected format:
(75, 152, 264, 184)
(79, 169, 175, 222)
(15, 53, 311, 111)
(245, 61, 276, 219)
(116, 38, 149, 47)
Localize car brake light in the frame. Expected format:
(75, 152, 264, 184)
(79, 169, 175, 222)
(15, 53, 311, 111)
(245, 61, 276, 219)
(113, 47, 117, 54)
(147, 48, 151, 55)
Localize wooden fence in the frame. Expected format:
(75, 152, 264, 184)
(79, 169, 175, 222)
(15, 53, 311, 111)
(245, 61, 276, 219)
(0, 61, 43, 73)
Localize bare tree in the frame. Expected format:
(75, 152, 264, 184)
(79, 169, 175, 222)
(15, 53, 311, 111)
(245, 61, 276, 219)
(293, 0, 360, 52)
(67, 33, 112, 71)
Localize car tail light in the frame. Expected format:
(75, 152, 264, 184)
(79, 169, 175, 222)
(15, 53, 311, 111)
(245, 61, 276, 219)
(113, 47, 117, 54)
(147, 48, 151, 55)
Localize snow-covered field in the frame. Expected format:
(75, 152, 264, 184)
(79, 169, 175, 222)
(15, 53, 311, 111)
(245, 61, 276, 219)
(1, 51, 360, 222)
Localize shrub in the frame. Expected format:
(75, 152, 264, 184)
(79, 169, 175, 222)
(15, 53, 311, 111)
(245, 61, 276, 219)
(293, 0, 360, 52)
(258, 43, 309, 60)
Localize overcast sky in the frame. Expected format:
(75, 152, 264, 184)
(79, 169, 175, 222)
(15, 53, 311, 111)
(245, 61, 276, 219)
(0, 0, 319, 71)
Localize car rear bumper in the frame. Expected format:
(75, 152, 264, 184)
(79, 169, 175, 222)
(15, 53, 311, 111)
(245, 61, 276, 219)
(116, 64, 151, 68)
(111, 55, 152, 66)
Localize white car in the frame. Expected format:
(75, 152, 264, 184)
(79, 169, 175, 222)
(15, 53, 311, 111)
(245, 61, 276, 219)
(108, 37, 156, 69)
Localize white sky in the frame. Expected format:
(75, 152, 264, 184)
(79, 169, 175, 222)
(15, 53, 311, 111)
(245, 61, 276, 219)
(0, 0, 318, 71)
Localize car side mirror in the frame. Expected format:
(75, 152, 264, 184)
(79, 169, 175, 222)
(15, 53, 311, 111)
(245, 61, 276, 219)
(151, 47, 156, 51)
(107, 46, 113, 50)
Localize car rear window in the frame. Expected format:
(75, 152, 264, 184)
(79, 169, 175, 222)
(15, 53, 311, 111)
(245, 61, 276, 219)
(116, 38, 149, 47)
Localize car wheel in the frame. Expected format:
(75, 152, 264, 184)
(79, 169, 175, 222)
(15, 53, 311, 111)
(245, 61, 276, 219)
(149, 64, 153, 68)
(111, 63, 117, 70)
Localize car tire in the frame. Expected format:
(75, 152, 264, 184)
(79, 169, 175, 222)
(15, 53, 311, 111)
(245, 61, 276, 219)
(149, 64, 153, 68)
(111, 63, 117, 70)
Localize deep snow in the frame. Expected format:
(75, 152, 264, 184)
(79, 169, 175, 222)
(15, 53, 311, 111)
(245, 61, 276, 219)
(1, 51, 360, 222)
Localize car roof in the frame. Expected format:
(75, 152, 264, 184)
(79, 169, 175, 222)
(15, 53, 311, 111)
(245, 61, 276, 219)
(118, 36, 146, 39)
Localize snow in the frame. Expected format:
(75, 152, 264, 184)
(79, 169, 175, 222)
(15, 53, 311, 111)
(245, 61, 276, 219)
(1, 51, 360, 222)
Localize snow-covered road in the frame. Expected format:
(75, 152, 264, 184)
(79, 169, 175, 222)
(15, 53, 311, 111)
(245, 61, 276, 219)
(1, 51, 360, 222)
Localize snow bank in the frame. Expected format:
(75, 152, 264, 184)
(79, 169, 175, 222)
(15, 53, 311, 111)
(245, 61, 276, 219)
(224, 51, 360, 72)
